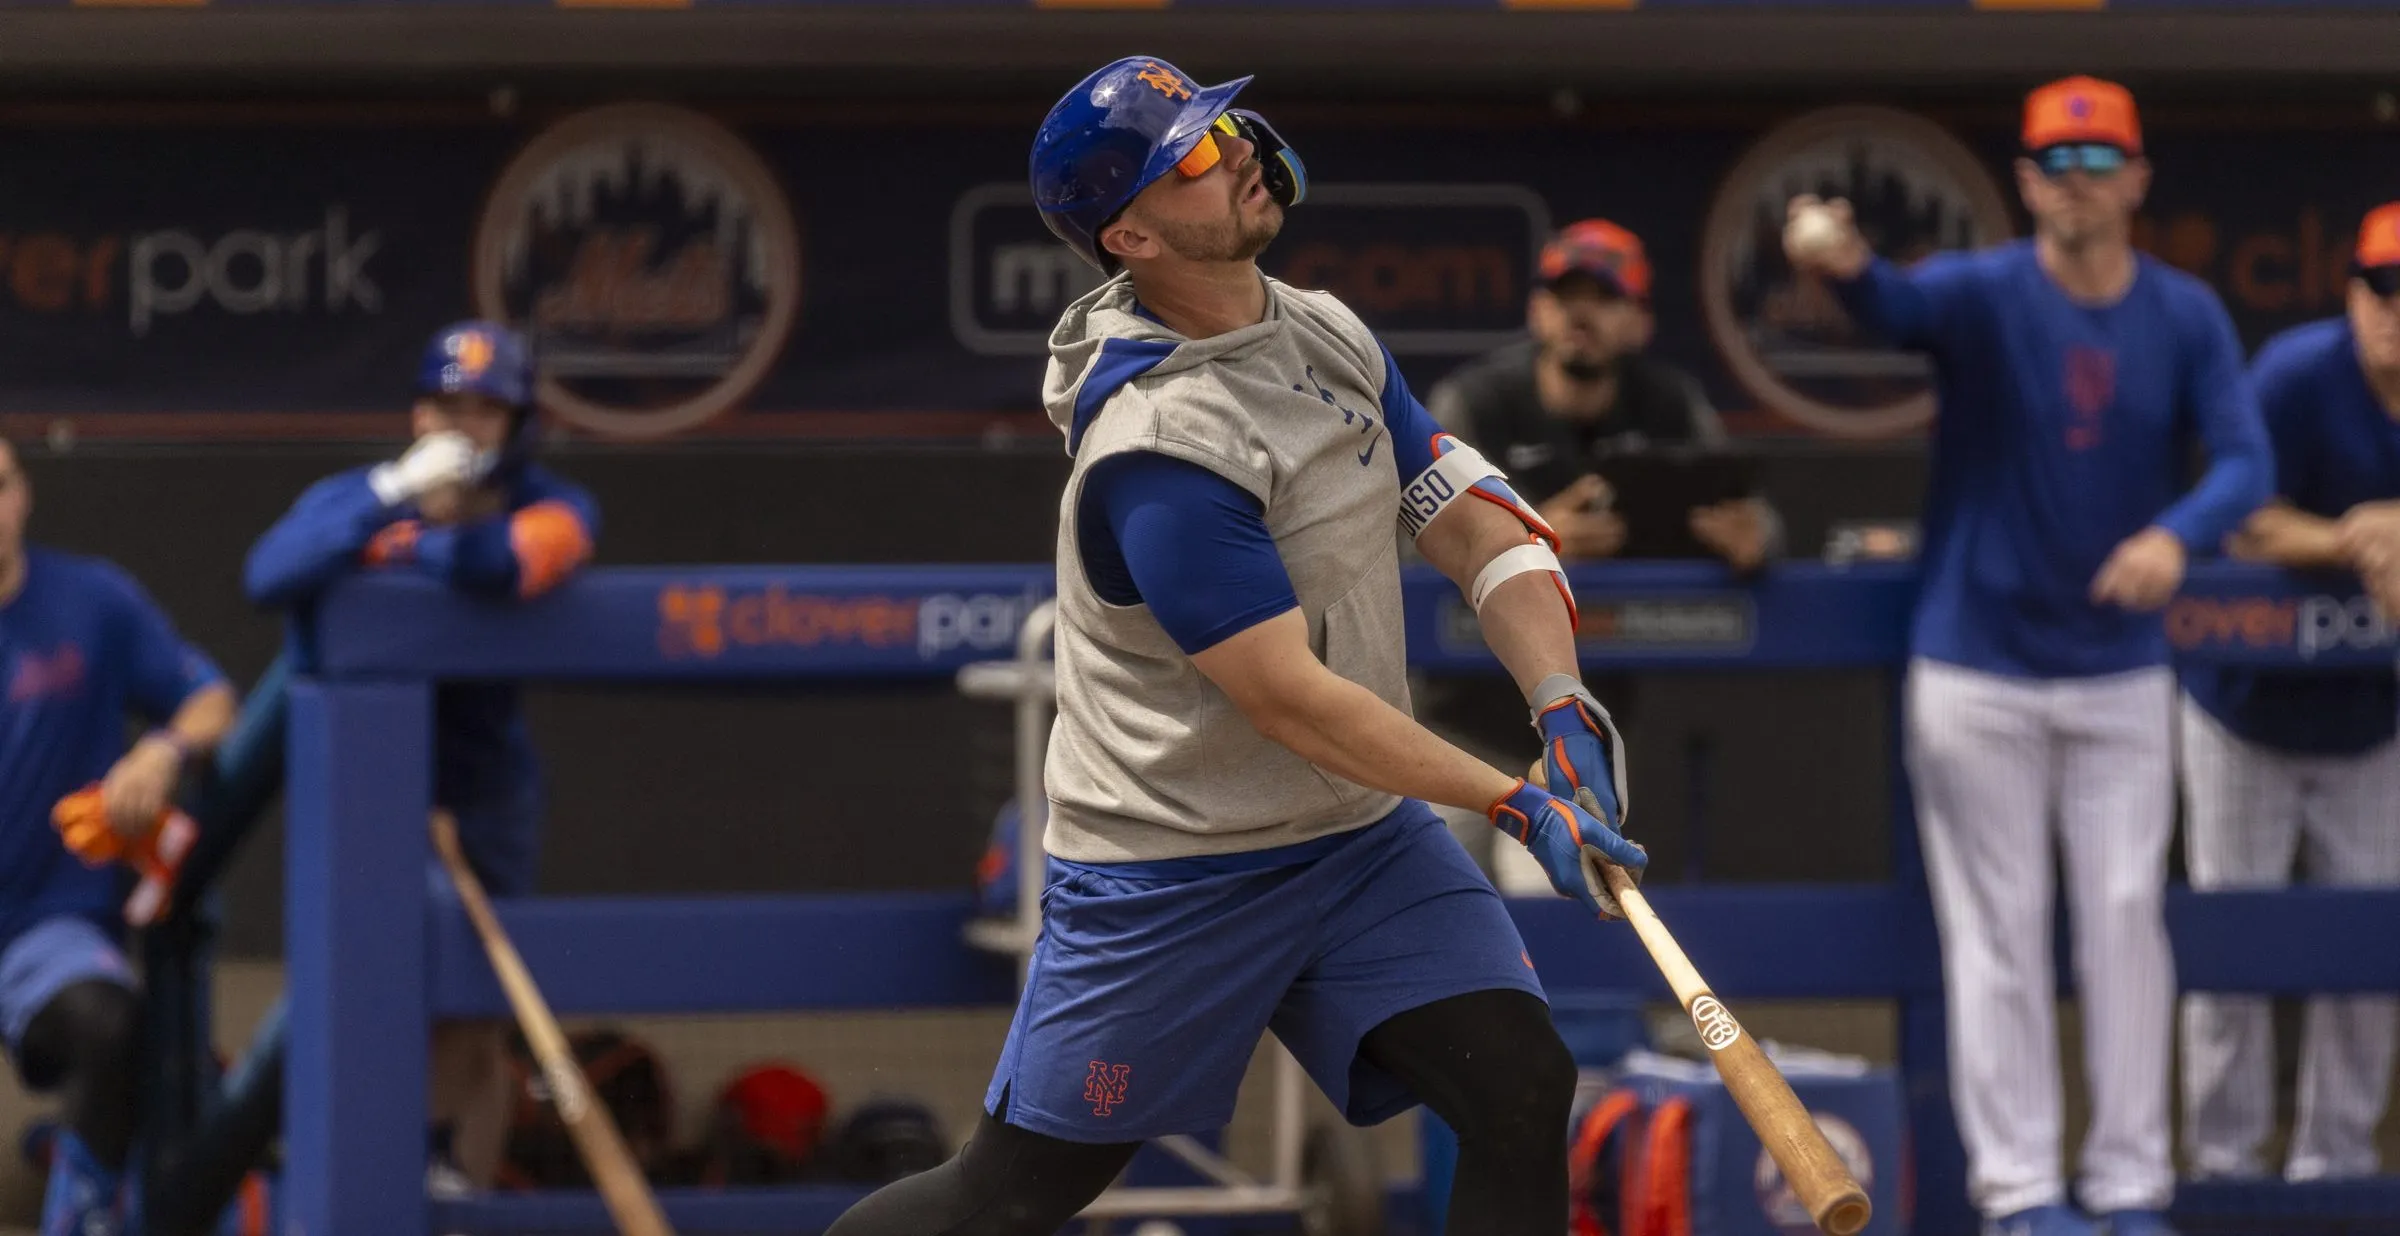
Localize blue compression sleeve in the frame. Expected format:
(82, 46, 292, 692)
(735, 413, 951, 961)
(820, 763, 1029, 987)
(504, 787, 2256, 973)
(1079, 452, 1298, 655)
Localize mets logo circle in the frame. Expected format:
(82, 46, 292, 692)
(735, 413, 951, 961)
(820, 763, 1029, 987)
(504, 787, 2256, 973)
(1754, 1114, 1873, 1233)
(1699, 106, 2012, 438)
(1689, 995, 1742, 1052)
(473, 103, 801, 440)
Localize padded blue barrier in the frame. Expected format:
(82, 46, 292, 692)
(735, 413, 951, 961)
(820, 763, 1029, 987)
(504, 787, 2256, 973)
(2, 0, 2391, 11)
(289, 561, 2400, 1236)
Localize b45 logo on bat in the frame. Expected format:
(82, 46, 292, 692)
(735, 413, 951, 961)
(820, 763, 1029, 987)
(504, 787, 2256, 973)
(1690, 995, 1743, 1052)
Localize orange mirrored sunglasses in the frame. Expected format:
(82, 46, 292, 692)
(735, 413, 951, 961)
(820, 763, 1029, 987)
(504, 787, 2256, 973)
(1173, 113, 1244, 180)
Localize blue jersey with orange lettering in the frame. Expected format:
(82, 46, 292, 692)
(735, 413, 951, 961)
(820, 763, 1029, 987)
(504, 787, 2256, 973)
(1835, 241, 2272, 678)
(245, 463, 599, 823)
(0, 549, 222, 942)
(2182, 317, 2400, 755)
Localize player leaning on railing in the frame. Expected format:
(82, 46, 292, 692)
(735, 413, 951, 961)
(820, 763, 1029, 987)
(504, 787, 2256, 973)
(2176, 203, 2400, 1187)
(244, 321, 600, 1196)
(827, 55, 1644, 1236)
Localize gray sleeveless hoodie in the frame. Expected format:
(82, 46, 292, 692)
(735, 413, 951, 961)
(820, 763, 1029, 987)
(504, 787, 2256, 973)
(1041, 271, 1411, 863)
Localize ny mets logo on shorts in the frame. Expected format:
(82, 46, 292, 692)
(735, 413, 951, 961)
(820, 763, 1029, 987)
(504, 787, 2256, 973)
(1084, 1062, 1132, 1117)
(1689, 995, 1743, 1052)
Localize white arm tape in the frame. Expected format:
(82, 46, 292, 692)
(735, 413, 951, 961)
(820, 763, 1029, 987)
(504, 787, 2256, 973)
(1399, 442, 1503, 540)
(1470, 542, 1564, 610)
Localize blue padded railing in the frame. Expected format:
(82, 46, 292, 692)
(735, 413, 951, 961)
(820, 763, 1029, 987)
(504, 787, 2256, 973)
(287, 562, 2400, 1236)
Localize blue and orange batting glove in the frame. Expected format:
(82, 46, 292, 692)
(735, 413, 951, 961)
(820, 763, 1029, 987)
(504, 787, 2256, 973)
(1532, 674, 1628, 839)
(1489, 780, 1644, 920)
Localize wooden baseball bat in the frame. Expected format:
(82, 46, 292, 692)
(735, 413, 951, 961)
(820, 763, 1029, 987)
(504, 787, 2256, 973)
(431, 811, 677, 1236)
(1530, 764, 1870, 1236)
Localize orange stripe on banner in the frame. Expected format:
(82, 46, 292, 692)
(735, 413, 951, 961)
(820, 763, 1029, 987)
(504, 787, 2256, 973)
(1504, 0, 1640, 10)
(1035, 0, 1170, 9)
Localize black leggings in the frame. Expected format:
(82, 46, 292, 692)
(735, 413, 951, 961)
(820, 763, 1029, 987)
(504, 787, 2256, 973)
(19, 980, 141, 1169)
(824, 987, 1574, 1236)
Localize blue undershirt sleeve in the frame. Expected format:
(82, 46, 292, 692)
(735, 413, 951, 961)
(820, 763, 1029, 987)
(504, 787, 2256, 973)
(1832, 253, 1976, 355)
(2249, 343, 2316, 504)
(242, 471, 399, 608)
(1078, 452, 1299, 656)
(2155, 291, 2273, 551)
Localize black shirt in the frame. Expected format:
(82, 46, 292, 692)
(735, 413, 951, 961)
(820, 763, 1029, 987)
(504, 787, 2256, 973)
(1415, 342, 1763, 785)
(1425, 341, 1727, 508)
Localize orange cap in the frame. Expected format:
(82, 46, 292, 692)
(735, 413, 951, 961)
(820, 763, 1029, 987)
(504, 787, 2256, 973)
(1538, 219, 1652, 301)
(2357, 202, 2400, 270)
(2023, 76, 2142, 153)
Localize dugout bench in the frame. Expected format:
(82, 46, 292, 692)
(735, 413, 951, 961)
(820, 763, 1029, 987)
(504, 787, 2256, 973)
(281, 561, 2400, 1236)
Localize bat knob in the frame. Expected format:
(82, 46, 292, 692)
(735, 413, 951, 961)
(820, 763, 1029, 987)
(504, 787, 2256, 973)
(1820, 1193, 1872, 1235)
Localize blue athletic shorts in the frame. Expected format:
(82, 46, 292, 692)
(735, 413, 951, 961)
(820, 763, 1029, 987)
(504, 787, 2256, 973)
(984, 800, 1542, 1143)
(0, 915, 134, 1078)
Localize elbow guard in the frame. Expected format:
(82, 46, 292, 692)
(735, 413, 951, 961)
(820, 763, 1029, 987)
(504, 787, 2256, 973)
(1400, 434, 1575, 627)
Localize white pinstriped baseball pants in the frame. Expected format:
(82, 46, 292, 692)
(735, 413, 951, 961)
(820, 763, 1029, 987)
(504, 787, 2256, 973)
(2177, 698, 2400, 1182)
(1905, 658, 2177, 1218)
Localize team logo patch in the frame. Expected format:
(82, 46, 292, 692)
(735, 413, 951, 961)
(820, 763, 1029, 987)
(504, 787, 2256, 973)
(1084, 1062, 1132, 1118)
(1700, 106, 2013, 438)
(8, 644, 85, 702)
(1135, 63, 1191, 101)
(2064, 344, 2115, 449)
(450, 330, 495, 380)
(474, 103, 801, 440)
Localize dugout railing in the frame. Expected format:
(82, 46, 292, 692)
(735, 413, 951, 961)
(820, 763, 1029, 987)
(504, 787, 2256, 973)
(283, 561, 2400, 1236)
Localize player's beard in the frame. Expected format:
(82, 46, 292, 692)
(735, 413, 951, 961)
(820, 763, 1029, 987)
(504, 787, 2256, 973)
(1551, 347, 1621, 383)
(1155, 199, 1284, 265)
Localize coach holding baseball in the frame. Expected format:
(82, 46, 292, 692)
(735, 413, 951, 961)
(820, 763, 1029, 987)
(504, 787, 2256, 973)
(1784, 77, 2271, 1236)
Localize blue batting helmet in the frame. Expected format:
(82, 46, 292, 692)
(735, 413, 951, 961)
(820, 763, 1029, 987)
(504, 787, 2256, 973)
(415, 320, 540, 479)
(415, 320, 535, 410)
(1030, 56, 1253, 271)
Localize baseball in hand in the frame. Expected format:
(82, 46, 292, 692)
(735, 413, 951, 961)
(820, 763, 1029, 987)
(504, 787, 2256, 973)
(1786, 203, 1848, 261)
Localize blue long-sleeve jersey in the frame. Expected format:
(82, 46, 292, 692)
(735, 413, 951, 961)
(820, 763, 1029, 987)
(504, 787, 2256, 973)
(245, 462, 599, 809)
(0, 548, 222, 940)
(2182, 317, 2400, 755)
(1835, 241, 2272, 678)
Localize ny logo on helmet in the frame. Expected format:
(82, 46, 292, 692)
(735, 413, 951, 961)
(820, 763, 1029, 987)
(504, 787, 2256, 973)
(1135, 63, 1191, 101)
(449, 331, 495, 379)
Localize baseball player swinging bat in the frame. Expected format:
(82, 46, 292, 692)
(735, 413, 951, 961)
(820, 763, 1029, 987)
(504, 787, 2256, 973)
(431, 811, 677, 1236)
(1530, 764, 1871, 1236)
